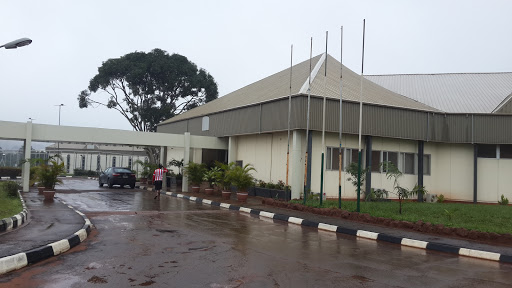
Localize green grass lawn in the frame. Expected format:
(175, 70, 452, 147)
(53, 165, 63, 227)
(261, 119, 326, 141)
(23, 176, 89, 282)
(0, 182, 23, 219)
(291, 199, 512, 234)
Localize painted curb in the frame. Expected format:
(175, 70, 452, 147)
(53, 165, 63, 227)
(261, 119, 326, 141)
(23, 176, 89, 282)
(0, 190, 28, 234)
(0, 198, 93, 275)
(162, 191, 512, 264)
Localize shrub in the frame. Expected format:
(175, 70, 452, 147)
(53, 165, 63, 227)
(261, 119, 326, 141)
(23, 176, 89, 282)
(4, 181, 20, 198)
(0, 167, 22, 179)
(184, 162, 207, 186)
(230, 164, 256, 192)
(498, 194, 509, 205)
(73, 169, 99, 177)
(437, 194, 445, 203)
(366, 188, 389, 201)
(346, 162, 370, 198)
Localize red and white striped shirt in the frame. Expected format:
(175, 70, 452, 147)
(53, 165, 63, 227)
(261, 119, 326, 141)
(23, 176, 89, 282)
(153, 168, 168, 181)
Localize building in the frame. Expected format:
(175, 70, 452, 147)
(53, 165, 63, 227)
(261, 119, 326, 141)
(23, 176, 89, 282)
(45, 143, 147, 176)
(156, 53, 512, 203)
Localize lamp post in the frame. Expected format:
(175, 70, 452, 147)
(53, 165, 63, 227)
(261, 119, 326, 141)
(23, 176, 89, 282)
(56, 104, 64, 159)
(0, 38, 32, 49)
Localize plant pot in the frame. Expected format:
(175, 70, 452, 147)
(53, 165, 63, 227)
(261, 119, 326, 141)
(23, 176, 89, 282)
(237, 192, 248, 203)
(191, 186, 200, 193)
(37, 187, 45, 195)
(221, 190, 231, 200)
(43, 190, 55, 201)
(205, 188, 214, 195)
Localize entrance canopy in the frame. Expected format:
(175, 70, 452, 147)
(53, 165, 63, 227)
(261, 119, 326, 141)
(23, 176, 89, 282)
(0, 120, 228, 191)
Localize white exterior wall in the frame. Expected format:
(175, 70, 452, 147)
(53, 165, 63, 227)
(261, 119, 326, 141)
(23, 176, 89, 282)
(234, 131, 507, 203)
(235, 131, 305, 197)
(236, 133, 273, 183)
(430, 143, 474, 201)
(166, 147, 185, 174)
(479, 158, 512, 203)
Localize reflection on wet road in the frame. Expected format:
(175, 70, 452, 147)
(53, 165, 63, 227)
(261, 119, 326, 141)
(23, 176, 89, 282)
(1, 179, 511, 287)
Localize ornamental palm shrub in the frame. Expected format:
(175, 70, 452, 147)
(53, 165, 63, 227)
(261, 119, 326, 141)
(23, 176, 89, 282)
(36, 158, 66, 190)
(184, 162, 206, 186)
(230, 164, 256, 192)
(215, 161, 235, 191)
(203, 166, 221, 188)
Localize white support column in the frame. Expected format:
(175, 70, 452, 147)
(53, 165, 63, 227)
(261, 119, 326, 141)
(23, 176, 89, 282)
(182, 132, 191, 192)
(160, 146, 167, 191)
(291, 130, 304, 199)
(22, 121, 33, 192)
(228, 136, 237, 164)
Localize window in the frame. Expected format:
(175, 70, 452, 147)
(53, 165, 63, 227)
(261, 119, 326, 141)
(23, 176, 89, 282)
(81, 155, 86, 170)
(423, 155, 431, 175)
(112, 156, 116, 167)
(500, 145, 512, 159)
(478, 144, 496, 158)
(66, 155, 70, 173)
(202, 116, 209, 131)
(235, 160, 243, 167)
(382, 151, 398, 172)
(370, 150, 381, 172)
(344, 148, 365, 170)
(96, 155, 101, 171)
(326, 147, 342, 170)
(128, 157, 133, 169)
(400, 152, 415, 175)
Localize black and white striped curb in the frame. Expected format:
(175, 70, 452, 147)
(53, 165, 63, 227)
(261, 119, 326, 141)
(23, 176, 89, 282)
(162, 191, 512, 264)
(0, 191, 28, 234)
(0, 198, 93, 275)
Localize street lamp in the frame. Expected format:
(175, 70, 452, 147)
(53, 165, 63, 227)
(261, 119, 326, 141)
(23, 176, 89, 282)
(0, 38, 32, 49)
(55, 104, 64, 160)
(56, 104, 64, 125)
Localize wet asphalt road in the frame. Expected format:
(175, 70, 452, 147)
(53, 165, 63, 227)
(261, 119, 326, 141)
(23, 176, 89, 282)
(1, 179, 511, 287)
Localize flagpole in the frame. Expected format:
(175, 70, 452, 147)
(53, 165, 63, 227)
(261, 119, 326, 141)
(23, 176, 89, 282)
(304, 37, 312, 205)
(357, 19, 366, 213)
(286, 44, 293, 201)
(320, 31, 328, 206)
(338, 26, 343, 209)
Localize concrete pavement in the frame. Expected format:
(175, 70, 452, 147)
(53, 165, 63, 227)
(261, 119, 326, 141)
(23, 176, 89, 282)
(1, 182, 511, 276)
(0, 188, 92, 275)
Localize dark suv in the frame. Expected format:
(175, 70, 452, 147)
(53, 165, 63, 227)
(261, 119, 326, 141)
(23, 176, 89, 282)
(99, 167, 136, 189)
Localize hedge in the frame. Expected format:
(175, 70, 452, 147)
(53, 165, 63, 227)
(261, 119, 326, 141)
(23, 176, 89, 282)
(0, 167, 22, 179)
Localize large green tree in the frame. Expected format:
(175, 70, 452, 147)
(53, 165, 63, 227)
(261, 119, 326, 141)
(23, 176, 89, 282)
(78, 48, 218, 163)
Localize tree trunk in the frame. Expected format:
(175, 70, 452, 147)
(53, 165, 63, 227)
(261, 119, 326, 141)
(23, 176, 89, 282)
(144, 147, 160, 164)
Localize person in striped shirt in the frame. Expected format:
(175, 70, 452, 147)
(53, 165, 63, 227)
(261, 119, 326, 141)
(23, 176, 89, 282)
(153, 164, 168, 199)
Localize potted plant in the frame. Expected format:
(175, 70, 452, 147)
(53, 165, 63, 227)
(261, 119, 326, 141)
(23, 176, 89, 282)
(203, 166, 220, 195)
(135, 160, 158, 185)
(183, 162, 206, 193)
(35, 155, 66, 201)
(230, 163, 256, 203)
(215, 161, 235, 200)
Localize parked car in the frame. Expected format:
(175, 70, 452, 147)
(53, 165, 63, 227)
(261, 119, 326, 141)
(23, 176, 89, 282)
(99, 167, 136, 189)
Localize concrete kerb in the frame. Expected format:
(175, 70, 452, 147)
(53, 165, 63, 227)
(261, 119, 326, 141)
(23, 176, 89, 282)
(0, 197, 93, 275)
(0, 190, 29, 234)
(160, 191, 512, 264)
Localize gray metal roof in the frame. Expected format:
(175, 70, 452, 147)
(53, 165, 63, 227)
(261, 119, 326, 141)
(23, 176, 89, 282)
(159, 54, 439, 125)
(365, 73, 512, 113)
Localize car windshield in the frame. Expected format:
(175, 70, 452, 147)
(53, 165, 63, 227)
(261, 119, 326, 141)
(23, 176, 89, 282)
(113, 168, 132, 173)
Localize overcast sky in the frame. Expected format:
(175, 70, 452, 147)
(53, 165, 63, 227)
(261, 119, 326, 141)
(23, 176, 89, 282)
(1, 0, 511, 131)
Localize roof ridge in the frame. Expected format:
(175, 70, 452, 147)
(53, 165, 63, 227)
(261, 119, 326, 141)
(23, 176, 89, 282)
(299, 53, 326, 94)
